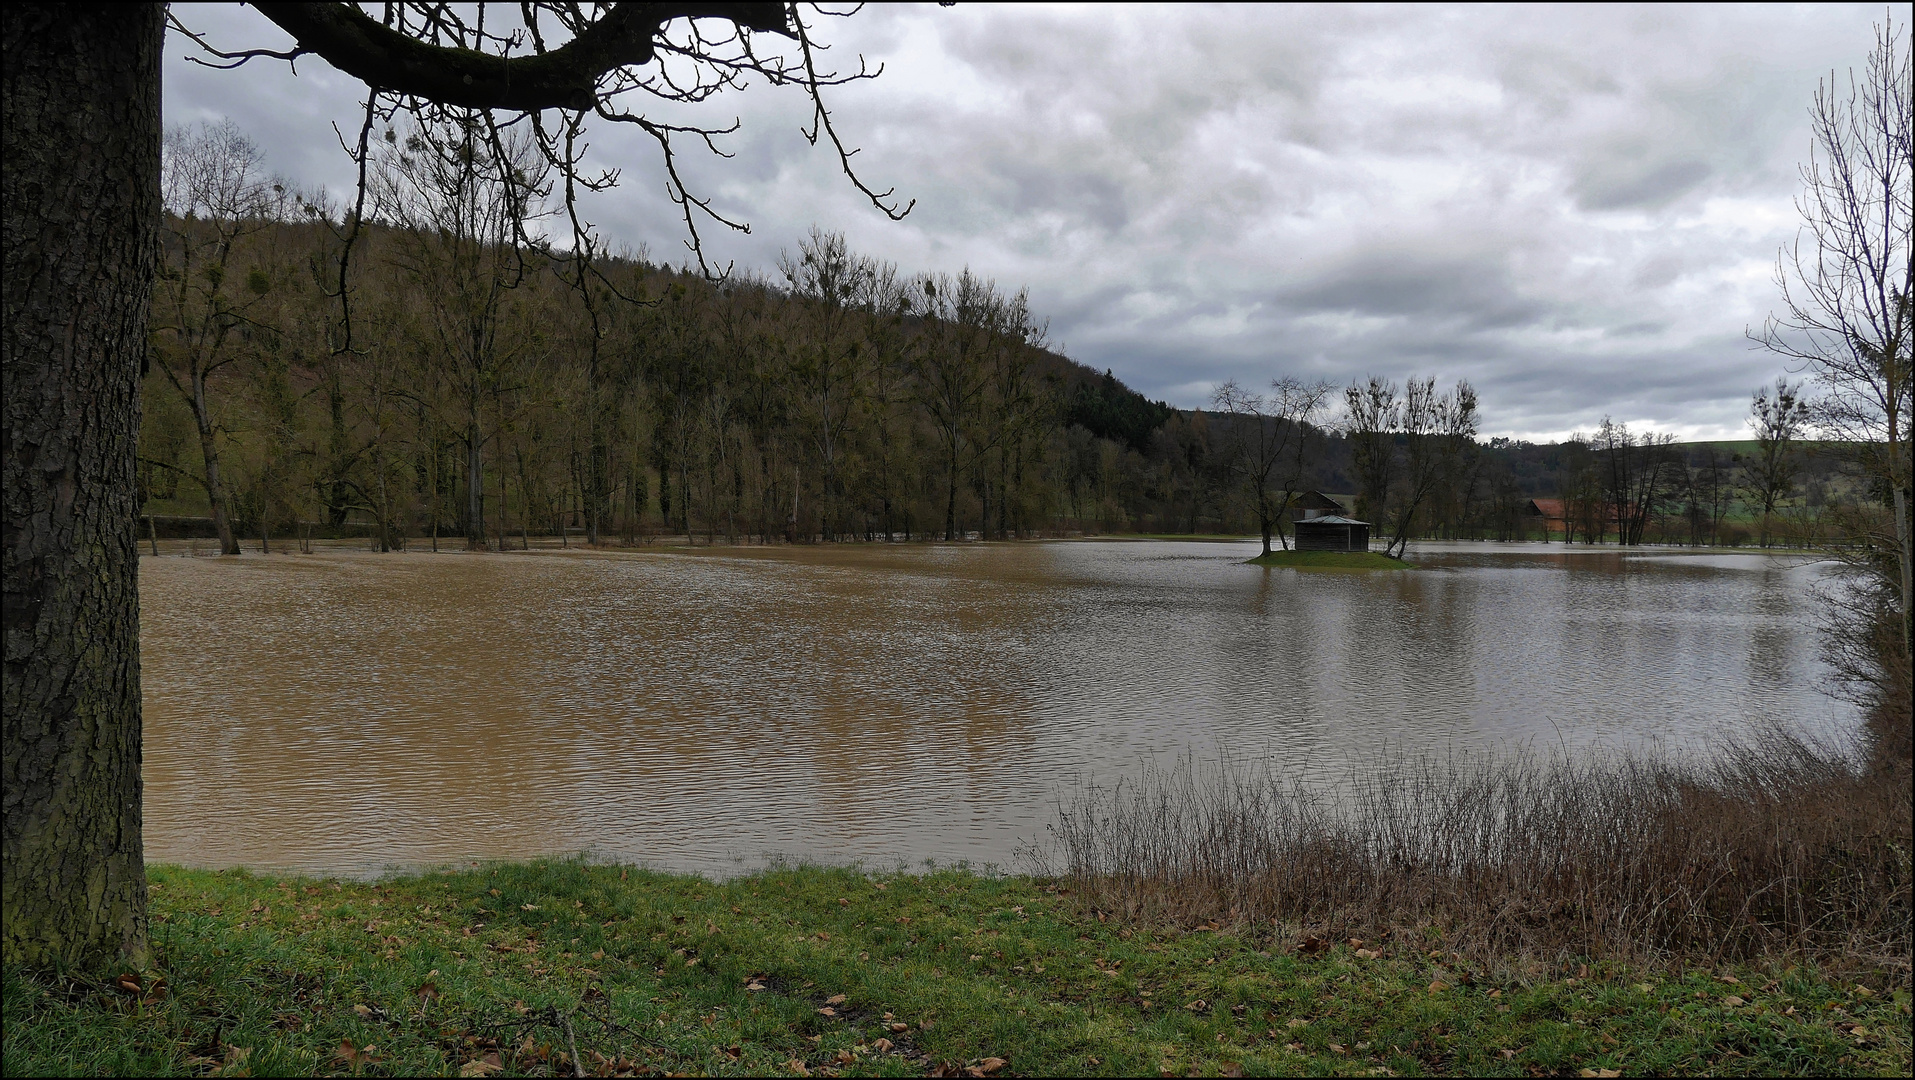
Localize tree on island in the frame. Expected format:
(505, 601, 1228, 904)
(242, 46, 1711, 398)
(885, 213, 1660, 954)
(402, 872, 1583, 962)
(3, 1, 906, 972)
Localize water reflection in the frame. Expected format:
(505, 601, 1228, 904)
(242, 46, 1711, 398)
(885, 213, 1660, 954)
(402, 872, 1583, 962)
(138, 540, 1857, 877)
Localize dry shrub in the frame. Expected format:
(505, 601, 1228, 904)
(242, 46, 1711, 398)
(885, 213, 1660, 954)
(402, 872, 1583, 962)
(1046, 732, 1911, 969)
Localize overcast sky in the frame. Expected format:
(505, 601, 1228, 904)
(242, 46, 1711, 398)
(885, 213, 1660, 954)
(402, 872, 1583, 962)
(163, 3, 1891, 441)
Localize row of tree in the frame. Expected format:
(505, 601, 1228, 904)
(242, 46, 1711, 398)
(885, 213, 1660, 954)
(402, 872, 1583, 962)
(148, 118, 1193, 554)
(142, 123, 1875, 563)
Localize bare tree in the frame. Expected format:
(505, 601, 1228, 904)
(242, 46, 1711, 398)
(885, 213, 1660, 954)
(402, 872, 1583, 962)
(1754, 16, 1912, 654)
(916, 271, 1035, 541)
(1214, 378, 1332, 555)
(1595, 418, 1679, 546)
(1212, 381, 1282, 556)
(780, 229, 871, 540)
(1743, 377, 1811, 546)
(372, 119, 550, 548)
(1382, 378, 1478, 559)
(149, 121, 290, 556)
(1344, 376, 1400, 528)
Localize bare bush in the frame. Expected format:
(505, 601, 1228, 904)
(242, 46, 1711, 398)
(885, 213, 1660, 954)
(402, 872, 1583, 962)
(1044, 736, 1910, 970)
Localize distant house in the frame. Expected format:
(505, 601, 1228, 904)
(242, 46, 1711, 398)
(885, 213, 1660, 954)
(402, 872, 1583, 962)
(1523, 498, 1565, 540)
(1294, 514, 1371, 552)
(1286, 491, 1348, 522)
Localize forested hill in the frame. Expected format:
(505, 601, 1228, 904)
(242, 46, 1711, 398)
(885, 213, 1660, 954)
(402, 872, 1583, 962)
(140, 191, 1222, 548)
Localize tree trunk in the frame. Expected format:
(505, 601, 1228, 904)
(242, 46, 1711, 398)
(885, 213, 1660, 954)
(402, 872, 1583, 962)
(2, 1, 159, 971)
(465, 412, 484, 549)
(191, 381, 239, 555)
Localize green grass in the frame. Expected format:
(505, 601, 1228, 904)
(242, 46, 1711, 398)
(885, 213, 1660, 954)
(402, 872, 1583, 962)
(4, 863, 1908, 1077)
(1247, 550, 1413, 570)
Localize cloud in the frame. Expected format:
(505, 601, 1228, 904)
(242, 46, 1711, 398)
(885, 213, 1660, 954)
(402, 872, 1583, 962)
(161, 3, 1889, 441)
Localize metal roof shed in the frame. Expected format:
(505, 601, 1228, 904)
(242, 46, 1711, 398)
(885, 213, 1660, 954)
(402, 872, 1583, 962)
(1293, 515, 1370, 552)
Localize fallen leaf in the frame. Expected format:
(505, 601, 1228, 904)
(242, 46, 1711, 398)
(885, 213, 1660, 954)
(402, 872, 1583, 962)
(458, 1054, 503, 1077)
(817, 1007, 837, 1017)
(208, 1045, 252, 1078)
(415, 980, 439, 999)
(1355, 948, 1379, 960)
(889, 1022, 910, 1033)
(1348, 938, 1365, 947)
(1720, 974, 1741, 985)
(979, 1058, 1007, 1074)
(1635, 983, 1655, 993)
(1296, 935, 1327, 954)
(1329, 1042, 1347, 1054)
(825, 994, 846, 1005)
(786, 1060, 810, 1076)
(815, 931, 831, 941)
(1724, 995, 1746, 1007)
(1578, 1071, 1621, 1079)
(334, 1040, 381, 1069)
(873, 1038, 894, 1053)
(1429, 981, 1449, 993)
(1499, 1049, 1516, 1059)
(352, 1004, 373, 1018)
(1288, 1018, 1309, 1029)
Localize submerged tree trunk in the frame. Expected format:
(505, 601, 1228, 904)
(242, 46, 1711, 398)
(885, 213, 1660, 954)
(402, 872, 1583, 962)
(465, 411, 485, 550)
(191, 377, 239, 555)
(2, 2, 159, 971)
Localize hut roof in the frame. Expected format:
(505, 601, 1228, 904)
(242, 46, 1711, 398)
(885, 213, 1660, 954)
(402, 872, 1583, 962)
(1289, 490, 1346, 511)
(1297, 515, 1368, 526)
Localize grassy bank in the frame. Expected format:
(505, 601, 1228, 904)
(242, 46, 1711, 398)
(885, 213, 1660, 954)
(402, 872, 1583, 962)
(1246, 550, 1413, 569)
(5, 862, 1908, 1077)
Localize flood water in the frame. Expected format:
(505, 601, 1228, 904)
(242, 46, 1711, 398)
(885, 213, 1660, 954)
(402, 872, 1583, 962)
(138, 540, 1859, 877)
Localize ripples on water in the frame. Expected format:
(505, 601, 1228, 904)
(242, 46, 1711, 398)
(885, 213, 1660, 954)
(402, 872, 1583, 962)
(138, 540, 1857, 877)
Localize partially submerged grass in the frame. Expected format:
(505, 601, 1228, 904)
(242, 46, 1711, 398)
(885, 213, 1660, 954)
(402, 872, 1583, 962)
(1245, 550, 1413, 570)
(5, 861, 1908, 1077)
(1048, 735, 1912, 973)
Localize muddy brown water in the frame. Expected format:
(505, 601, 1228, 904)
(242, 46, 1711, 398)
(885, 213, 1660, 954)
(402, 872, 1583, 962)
(138, 540, 1858, 877)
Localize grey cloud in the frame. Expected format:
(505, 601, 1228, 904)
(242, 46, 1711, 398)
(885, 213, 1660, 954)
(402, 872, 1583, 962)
(1573, 156, 1713, 211)
(162, 3, 1891, 441)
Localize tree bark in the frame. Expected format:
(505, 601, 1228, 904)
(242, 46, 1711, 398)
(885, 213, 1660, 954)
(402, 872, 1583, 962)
(2, 2, 159, 971)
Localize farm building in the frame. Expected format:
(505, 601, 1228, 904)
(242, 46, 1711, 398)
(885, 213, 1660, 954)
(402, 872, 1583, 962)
(1293, 515, 1371, 552)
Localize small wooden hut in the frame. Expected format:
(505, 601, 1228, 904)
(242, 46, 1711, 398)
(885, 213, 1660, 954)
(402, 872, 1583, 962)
(1293, 514, 1370, 552)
